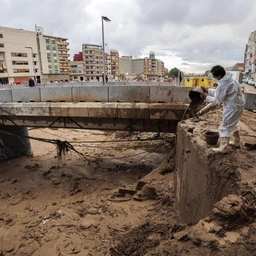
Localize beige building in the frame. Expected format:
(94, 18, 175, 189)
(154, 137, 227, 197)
(110, 49, 120, 80)
(119, 52, 166, 81)
(70, 61, 85, 81)
(0, 26, 39, 84)
(81, 44, 120, 82)
(82, 44, 103, 81)
(105, 53, 112, 80)
(0, 26, 70, 84)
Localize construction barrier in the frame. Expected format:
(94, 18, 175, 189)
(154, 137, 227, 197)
(197, 78, 216, 88)
(184, 78, 197, 87)
(184, 77, 216, 88)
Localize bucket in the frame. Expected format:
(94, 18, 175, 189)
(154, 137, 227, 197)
(205, 131, 219, 145)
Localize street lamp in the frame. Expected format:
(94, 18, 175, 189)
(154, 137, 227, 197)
(101, 16, 111, 85)
(25, 47, 37, 84)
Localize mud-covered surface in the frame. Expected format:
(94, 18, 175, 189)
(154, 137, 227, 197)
(0, 106, 256, 256)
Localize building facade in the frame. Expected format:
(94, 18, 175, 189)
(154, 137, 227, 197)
(82, 44, 103, 81)
(0, 26, 70, 85)
(110, 49, 120, 80)
(76, 46, 120, 82)
(70, 61, 85, 82)
(1, 26, 168, 84)
(244, 31, 256, 80)
(37, 29, 70, 83)
(119, 52, 166, 81)
(0, 26, 39, 84)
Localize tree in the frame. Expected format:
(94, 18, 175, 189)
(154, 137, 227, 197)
(168, 67, 180, 78)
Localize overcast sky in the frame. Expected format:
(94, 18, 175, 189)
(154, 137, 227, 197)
(1, 0, 256, 73)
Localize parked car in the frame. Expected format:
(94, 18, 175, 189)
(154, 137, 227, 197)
(245, 78, 255, 86)
(248, 79, 255, 86)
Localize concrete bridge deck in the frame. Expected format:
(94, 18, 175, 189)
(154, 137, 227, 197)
(0, 84, 192, 132)
(0, 83, 255, 132)
(0, 102, 189, 132)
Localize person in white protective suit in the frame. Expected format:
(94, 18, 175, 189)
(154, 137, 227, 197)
(200, 65, 245, 153)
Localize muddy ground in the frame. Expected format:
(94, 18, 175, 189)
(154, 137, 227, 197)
(0, 105, 256, 255)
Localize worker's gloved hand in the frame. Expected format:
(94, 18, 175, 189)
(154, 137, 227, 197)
(201, 86, 208, 93)
(200, 93, 207, 99)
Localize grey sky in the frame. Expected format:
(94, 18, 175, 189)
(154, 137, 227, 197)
(1, 0, 255, 73)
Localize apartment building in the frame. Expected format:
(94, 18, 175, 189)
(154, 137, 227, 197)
(105, 53, 111, 79)
(78, 45, 120, 82)
(37, 28, 70, 83)
(0, 26, 70, 84)
(0, 26, 39, 84)
(244, 30, 256, 80)
(82, 44, 103, 81)
(110, 49, 120, 80)
(119, 52, 166, 81)
(70, 61, 85, 81)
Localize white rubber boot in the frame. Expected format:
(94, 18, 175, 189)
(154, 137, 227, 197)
(229, 131, 241, 148)
(212, 137, 230, 153)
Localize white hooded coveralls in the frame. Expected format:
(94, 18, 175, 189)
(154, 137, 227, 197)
(205, 72, 245, 138)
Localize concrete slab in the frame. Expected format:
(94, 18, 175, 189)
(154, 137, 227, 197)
(109, 85, 150, 102)
(40, 87, 72, 102)
(0, 89, 12, 102)
(72, 86, 109, 102)
(150, 86, 191, 103)
(12, 87, 41, 102)
(244, 92, 256, 110)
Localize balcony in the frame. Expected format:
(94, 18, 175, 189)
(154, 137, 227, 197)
(0, 72, 8, 77)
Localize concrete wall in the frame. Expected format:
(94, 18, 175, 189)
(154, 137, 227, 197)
(175, 121, 240, 224)
(1, 83, 255, 110)
(0, 84, 192, 104)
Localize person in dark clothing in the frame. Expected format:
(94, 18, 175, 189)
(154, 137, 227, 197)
(28, 78, 35, 87)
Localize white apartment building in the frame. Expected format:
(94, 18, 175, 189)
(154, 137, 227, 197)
(244, 31, 256, 80)
(0, 26, 70, 85)
(0, 27, 39, 84)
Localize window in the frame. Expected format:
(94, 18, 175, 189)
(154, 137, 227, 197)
(12, 61, 29, 65)
(11, 52, 27, 57)
(0, 34, 3, 38)
(13, 69, 29, 73)
(0, 43, 4, 48)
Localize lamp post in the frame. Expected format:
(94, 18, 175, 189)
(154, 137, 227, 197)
(101, 16, 111, 85)
(25, 47, 37, 84)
